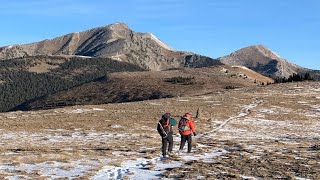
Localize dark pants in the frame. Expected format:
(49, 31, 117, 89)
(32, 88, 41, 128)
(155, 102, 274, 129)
(179, 134, 192, 153)
(162, 133, 173, 157)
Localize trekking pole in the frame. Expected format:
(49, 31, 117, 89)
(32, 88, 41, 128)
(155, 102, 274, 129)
(158, 122, 168, 138)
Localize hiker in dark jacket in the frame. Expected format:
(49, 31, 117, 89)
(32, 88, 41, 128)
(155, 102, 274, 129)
(157, 113, 176, 158)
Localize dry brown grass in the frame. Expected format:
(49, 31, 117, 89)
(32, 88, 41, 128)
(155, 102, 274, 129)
(0, 82, 319, 179)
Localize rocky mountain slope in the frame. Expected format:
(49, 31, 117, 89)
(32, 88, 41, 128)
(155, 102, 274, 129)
(219, 45, 312, 78)
(0, 23, 221, 70)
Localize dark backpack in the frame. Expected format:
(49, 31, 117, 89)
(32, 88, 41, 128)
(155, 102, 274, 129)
(160, 117, 171, 134)
(178, 118, 190, 132)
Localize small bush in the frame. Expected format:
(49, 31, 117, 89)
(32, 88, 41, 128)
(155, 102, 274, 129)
(309, 144, 320, 151)
(165, 76, 195, 85)
(225, 85, 236, 89)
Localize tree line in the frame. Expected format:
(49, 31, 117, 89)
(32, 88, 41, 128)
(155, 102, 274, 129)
(273, 73, 317, 83)
(0, 56, 145, 112)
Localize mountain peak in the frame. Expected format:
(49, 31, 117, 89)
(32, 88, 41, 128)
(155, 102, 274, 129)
(231, 44, 284, 61)
(220, 45, 301, 77)
(104, 22, 129, 30)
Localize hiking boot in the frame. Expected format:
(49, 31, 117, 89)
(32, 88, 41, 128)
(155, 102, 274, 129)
(161, 155, 168, 160)
(167, 151, 175, 157)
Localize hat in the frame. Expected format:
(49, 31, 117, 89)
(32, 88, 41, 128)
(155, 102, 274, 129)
(181, 115, 188, 119)
(162, 113, 171, 120)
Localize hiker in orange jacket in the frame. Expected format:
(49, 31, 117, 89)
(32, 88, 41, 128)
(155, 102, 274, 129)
(178, 112, 196, 153)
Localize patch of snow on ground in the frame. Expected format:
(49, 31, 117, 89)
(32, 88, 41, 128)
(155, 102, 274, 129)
(208, 100, 263, 134)
(258, 108, 275, 114)
(177, 99, 189, 102)
(294, 177, 311, 180)
(0, 130, 135, 146)
(92, 108, 105, 111)
(148, 102, 162, 106)
(293, 86, 304, 89)
(192, 96, 213, 100)
(180, 149, 228, 163)
(66, 107, 105, 113)
(92, 157, 181, 180)
(218, 117, 320, 140)
(0, 159, 106, 179)
(297, 101, 308, 104)
(241, 175, 259, 180)
(111, 124, 122, 128)
(232, 65, 250, 70)
(92, 148, 228, 179)
(7, 116, 17, 119)
(69, 109, 91, 114)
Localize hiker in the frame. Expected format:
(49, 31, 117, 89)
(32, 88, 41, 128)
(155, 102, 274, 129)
(178, 112, 196, 153)
(157, 113, 177, 158)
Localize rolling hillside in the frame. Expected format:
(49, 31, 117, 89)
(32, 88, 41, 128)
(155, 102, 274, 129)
(13, 65, 273, 111)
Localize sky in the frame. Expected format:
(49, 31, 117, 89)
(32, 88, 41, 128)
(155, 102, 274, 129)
(0, 0, 319, 70)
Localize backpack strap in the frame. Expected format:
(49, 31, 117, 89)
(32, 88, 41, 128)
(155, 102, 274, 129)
(164, 118, 171, 132)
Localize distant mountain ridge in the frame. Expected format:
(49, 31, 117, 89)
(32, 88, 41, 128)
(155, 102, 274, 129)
(1, 23, 317, 78)
(0, 22, 221, 70)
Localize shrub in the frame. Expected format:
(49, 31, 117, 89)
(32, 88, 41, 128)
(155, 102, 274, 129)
(165, 76, 195, 85)
(225, 85, 236, 89)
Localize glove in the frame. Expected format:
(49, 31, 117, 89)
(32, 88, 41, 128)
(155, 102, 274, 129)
(193, 132, 197, 136)
(162, 131, 168, 138)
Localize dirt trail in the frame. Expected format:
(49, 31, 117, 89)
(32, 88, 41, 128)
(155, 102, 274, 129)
(207, 98, 263, 135)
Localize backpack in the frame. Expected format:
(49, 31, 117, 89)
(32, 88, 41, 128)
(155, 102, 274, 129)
(160, 116, 171, 134)
(178, 118, 190, 132)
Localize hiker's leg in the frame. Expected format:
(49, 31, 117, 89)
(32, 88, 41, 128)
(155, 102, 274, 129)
(168, 134, 173, 153)
(162, 138, 168, 157)
(179, 135, 186, 150)
(187, 134, 192, 153)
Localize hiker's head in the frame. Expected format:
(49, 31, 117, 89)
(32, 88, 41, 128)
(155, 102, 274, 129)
(162, 113, 171, 120)
(184, 113, 191, 120)
(181, 115, 188, 120)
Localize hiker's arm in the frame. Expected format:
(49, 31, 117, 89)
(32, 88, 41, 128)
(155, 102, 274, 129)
(190, 120, 196, 134)
(157, 123, 163, 136)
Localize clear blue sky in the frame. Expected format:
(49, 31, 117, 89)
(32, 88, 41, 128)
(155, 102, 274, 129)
(1, 0, 319, 70)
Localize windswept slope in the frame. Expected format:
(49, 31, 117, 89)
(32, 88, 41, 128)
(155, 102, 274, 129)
(0, 23, 221, 70)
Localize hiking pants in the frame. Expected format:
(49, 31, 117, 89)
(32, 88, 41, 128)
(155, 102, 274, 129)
(179, 134, 192, 153)
(162, 133, 173, 157)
